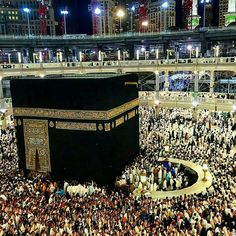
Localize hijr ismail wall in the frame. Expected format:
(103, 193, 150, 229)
(11, 74, 139, 185)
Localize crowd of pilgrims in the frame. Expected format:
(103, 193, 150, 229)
(0, 106, 236, 236)
(119, 158, 192, 192)
(140, 92, 235, 100)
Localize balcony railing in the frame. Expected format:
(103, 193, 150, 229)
(0, 26, 236, 41)
(0, 57, 236, 71)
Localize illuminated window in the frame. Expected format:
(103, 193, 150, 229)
(16, 16, 18, 20)
(12, 16, 15, 20)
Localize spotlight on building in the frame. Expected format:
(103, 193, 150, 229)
(117, 9, 125, 18)
(23, 8, 30, 13)
(142, 20, 149, 27)
(161, 1, 168, 8)
(94, 7, 101, 15)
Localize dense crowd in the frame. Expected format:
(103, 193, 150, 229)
(0, 106, 236, 235)
(140, 91, 235, 100)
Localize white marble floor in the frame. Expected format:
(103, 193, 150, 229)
(133, 157, 213, 199)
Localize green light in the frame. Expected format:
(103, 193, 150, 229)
(225, 14, 236, 26)
(188, 16, 200, 29)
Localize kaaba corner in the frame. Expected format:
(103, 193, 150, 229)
(11, 74, 139, 185)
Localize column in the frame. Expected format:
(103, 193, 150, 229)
(155, 71, 160, 118)
(7, 53, 11, 64)
(163, 41, 169, 59)
(155, 49, 159, 60)
(210, 70, 215, 93)
(0, 77, 3, 99)
(98, 50, 102, 61)
(200, 32, 207, 57)
(78, 51, 83, 62)
(145, 46, 150, 60)
(64, 47, 69, 62)
(39, 51, 43, 63)
(136, 49, 139, 60)
(118, 49, 121, 61)
(194, 71, 199, 93)
(17, 51, 22, 63)
(28, 47, 34, 63)
(58, 52, 63, 63)
(52, 48, 57, 62)
(155, 71, 160, 93)
(193, 72, 199, 121)
(48, 49, 54, 62)
(127, 44, 134, 60)
(71, 48, 77, 62)
(164, 71, 169, 92)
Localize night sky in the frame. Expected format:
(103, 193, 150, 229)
(53, 0, 92, 35)
(53, 0, 218, 35)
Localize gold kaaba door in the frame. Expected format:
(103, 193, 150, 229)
(23, 119, 51, 172)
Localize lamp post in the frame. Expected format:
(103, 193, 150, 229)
(187, 45, 192, 59)
(130, 5, 135, 33)
(117, 9, 125, 34)
(79, 51, 83, 62)
(167, 49, 170, 60)
(7, 53, 11, 64)
(200, 0, 209, 27)
(196, 47, 199, 58)
(94, 7, 102, 35)
(214, 45, 220, 57)
(156, 49, 159, 60)
(17, 52, 22, 63)
(118, 49, 121, 61)
(61, 10, 69, 35)
(23, 8, 30, 37)
(202, 160, 208, 181)
(161, 1, 168, 31)
(136, 49, 140, 60)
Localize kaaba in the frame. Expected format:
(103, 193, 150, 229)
(11, 74, 139, 185)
